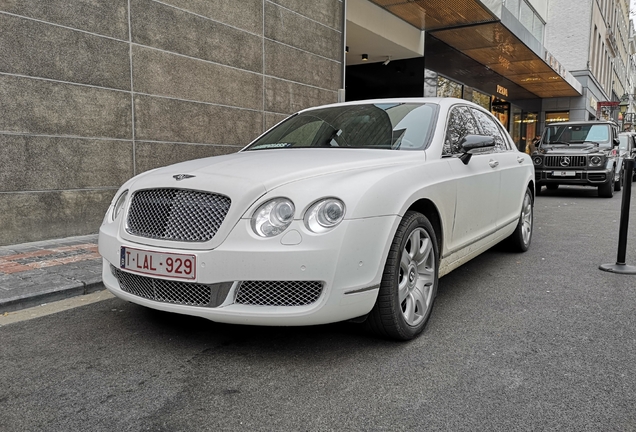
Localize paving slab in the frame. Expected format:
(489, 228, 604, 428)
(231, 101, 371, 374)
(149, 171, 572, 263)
(0, 234, 103, 313)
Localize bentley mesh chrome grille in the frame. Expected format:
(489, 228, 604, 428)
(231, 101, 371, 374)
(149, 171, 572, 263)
(544, 155, 587, 168)
(235, 281, 323, 306)
(126, 188, 231, 242)
(111, 266, 231, 307)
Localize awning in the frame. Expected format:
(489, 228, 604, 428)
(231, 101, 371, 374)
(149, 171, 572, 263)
(368, 0, 582, 98)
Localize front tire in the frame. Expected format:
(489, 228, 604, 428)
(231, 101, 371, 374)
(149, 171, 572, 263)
(615, 169, 623, 191)
(599, 170, 615, 198)
(367, 211, 439, 341)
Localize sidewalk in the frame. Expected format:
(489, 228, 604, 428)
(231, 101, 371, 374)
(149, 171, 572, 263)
(0, 234, 103, 313)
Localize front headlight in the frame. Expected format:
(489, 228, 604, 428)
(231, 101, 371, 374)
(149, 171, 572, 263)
(533, 156, 542, 165)
(304, 198, 346, 233)
(589, 155, 603, 167)
(111, 190, 128, 222)
(251, 198, 295, 237)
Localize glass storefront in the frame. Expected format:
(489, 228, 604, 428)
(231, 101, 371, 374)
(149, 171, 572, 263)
(436, 76, 463, 98)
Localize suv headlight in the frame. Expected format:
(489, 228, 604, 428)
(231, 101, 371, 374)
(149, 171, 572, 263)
(532, 156, 542, 165)
(589, 155, 603, 167)
(251, 198, 295, 237)
(304, 198, 346, 233)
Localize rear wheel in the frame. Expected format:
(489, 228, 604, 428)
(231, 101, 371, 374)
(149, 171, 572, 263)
(367, 211, 438, 341)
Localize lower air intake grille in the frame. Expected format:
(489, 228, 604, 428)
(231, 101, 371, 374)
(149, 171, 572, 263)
(111, 266, 230, 307)
(235, 281, 323, 306)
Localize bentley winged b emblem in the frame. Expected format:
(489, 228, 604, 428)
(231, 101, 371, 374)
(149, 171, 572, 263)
(173, 174, 196, 181)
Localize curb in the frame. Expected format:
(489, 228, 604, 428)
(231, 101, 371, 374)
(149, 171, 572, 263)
(0, 279, 105, 314)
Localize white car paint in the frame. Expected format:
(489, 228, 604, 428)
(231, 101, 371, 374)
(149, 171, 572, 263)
(99, 97, 534, 327)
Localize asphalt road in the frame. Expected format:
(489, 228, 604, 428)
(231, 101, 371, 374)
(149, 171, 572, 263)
(2, 185, 636, 431)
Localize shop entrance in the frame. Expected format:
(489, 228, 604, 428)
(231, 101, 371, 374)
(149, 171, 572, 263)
(345, 57, 425, 102)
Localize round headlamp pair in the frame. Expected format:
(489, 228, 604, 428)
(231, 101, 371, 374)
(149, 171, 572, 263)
(251, 198, 345, 237)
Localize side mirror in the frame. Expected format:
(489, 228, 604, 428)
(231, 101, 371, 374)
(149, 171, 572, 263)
(614, 138, 620, 148)
(458, 135, 495, 165)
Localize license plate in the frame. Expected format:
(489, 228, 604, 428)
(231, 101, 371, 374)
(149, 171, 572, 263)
(552, 171, 576, 177)
(120, 247, 196, 280)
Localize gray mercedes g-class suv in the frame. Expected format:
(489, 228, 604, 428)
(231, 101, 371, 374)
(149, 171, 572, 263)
(531, 120, 620, 197)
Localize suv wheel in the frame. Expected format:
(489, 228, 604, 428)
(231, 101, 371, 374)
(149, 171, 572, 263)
(614, 169, 623, 192)
(599, 170, 615, 198)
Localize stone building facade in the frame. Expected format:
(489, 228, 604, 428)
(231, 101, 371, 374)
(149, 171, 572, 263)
(0, 0, 344, 246)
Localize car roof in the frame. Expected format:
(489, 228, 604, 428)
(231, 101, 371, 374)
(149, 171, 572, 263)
(546, 120, 617, 126)
(296, 97, 487, 114)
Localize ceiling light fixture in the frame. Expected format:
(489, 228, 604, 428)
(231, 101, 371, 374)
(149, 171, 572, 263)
(383, 57, 391, 66)
(362, 54, 368, 61)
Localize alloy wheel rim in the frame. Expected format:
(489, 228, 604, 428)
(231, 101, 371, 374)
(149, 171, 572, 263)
(521, 193, 532, 245)
(398, 227, 435, 326)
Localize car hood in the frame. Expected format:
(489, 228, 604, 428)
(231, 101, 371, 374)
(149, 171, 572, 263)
(538, 145, 609, 154)
(131, 148, 420, 194)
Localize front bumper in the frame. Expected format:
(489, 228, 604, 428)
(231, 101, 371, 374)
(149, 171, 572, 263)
(99, 215, 400, 326)
(534, 167, 612, 186)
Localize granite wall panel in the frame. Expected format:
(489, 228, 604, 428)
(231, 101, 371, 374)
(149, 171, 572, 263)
(158, 0, 263, 34)
(264, 39, 341, 90)
(268, 0, 343, 30)
(0, 74, 132, 139)
(132, 45, 262, 110)
(131, 0, 263, 72)
(265, 2, 342, 61)
(0, 0, 129, 40)
(265, 77, 337, 114)
(0, 13, 130, 90)
(134, 95, 263, 145)
(0, 135, 133, 192)
(0, 190, 117, 245)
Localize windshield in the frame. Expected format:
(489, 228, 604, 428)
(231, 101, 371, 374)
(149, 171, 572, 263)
(542, 124, 612, 147)
(245, 103, 437, 151)
(619, 135, 629, 151)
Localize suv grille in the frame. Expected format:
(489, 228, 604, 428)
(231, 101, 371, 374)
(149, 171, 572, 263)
(111, 266, 231, 307)
(544, 155, 587, 168)
(235, 281, 323, 306)
(127, 189, 231, 242)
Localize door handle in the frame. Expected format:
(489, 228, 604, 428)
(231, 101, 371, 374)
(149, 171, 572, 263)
(517, 156, 525, 164)
(489, 159, 499, 168)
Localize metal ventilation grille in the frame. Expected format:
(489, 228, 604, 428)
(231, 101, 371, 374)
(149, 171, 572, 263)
(127, 189, 231, 242)
(544, 156, 587, 168)
(111, 266, 231, 307)
(235, 281, 323, 306)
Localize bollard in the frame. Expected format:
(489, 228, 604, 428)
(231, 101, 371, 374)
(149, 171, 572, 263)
(600, 158, 636, 274)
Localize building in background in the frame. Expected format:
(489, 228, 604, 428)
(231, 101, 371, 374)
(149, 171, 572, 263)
(543, 0, 635, 126)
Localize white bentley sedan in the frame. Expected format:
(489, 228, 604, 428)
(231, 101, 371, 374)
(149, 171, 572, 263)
(99, 98, 534, 340)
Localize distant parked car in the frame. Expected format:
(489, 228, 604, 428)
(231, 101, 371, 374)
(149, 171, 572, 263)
(532, 121, 620, 197)
(618, 132, 636, 182)
(99, 98, 535, 341)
